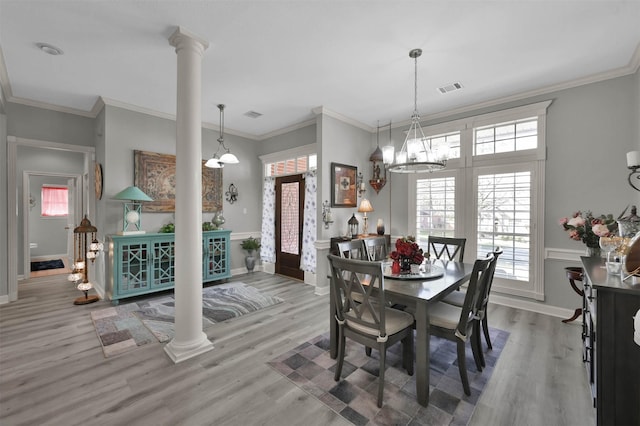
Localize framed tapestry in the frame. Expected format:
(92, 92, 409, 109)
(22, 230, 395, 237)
(134, 150, 223, 213)
(331, 162, 357, 207)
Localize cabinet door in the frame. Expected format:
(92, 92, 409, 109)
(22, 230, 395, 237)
(203, 234, 228, 280)
(117, 240, 151, 295)
(151, 239, 175, 289)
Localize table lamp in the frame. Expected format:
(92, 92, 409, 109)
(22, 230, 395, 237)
(113, 186, 153, 235)
(358, 198, 374, 235)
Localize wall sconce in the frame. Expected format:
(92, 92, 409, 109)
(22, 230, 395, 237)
(226, 183, 238, 204)
(627, 151, 640, 191)
(113, 186, 153, 235)
(322, 200, 333, 229)
(28, 193, 36, 210)
(68, 215, 102, 305)
(356, 172, 366, 198)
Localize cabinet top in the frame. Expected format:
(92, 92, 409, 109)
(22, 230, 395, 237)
(581, 256, 640, 294)
(108, 230, 231, 239)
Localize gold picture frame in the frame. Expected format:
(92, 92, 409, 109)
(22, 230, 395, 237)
(134, 150, 222, 213)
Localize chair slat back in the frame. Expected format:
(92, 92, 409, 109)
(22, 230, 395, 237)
(327, 254, 387, 338)
(427, 236, 466, 262)
(478, 247, 503, 314)
(363, 237, 388, 261)
(336, 240, 366, 260)
(456, 254, 493, 339)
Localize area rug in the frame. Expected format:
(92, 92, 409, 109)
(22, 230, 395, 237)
(30, 258, 64, 271)
(91, 282, 283, 357)
(268, 329, 509, 426)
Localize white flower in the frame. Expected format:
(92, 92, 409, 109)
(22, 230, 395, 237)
(567, 216, 585, 227)
(592, 223, 610, 237)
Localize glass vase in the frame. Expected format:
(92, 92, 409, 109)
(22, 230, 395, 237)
(586, 246, 601, 257)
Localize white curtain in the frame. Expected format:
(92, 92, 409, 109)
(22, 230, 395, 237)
(260, 177, 276, 263)
(300, 170, 317, 273)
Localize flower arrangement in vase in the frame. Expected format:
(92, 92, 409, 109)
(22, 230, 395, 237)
(559, 210, 618, 256)
(390, 236, 426, 273)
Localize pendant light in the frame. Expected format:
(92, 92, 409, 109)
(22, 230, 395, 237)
(205, 104, 239, 168)
(387, 49, 448, 173)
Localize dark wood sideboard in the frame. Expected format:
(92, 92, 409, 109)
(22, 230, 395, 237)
(581, 256, 640, 426)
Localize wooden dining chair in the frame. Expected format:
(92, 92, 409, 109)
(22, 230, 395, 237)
(327, 254, 415, 408)
(336, 240, 367, 260)
(427, 236, 467, 262)
(441, 247, 503, 366)
(363, 236, 388, 261)
(425, 254, 494, 395)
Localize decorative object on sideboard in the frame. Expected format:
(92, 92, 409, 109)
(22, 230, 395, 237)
(205, 104, 240, 168)
(225, 183, 238, 204)
(321, 200, 333, 229)
(357, 198, 374, 235)
(376, 218, 385, 235)
(212, 211, 226, 229)
(369, 121, 388, 194)
(331, 162, 357, 207)
(113, 186, 153, 235)
(348, 214, 359, 239)
(241, 237, 261, 273)
(386, 49, 449, 174)
(559, 210, 619, 256)
(618, 205, 640, 237)
(627, 151, 640, 191)
(68, 215, 101, 305)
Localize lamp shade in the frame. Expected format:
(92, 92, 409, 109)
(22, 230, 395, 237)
(219, 152, 239, 164)
(113, 186, 153, 201)
(358, 198, 374, 213)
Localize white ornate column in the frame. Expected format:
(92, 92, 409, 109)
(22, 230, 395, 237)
(165, 27, 213, 363)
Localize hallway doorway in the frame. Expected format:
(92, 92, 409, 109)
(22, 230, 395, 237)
(275, 174, 305, 280)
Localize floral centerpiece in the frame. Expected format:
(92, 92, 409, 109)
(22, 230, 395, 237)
(390, 236, 426, 273)
(559, 211, 618, 254)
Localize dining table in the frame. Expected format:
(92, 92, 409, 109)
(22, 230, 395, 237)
(328, 259, 474, 407)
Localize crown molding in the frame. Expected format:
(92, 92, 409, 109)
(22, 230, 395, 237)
(257, 118, 317, 140)
(312, 106, 374, 132)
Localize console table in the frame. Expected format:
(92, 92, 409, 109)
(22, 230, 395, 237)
(106, 230, 231, 304)
(581, 256, 640, 425)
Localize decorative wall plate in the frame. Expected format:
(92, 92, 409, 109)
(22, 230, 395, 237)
(624, 232, 640, 276)
(94, 162, 103, 200)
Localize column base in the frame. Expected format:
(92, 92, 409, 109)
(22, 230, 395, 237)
(164, 332, 213, 363)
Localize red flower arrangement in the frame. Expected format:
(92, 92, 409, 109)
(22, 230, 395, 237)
(390, 236, 426, 265)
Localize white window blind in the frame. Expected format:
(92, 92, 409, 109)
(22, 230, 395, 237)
(415, 176, 456, 248)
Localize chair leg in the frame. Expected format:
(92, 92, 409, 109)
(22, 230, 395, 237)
(472, 321, 485, 370)
(365, 346, 372, 357)
(377, 343, 386, 408)
(334, 328, 346, 381)
(402, 334, 414, 376)
(482, 315, 492, 350)
(457, 340, 471, 396)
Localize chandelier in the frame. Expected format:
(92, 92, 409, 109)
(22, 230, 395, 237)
(205, 104, 239, 168)
(385, 49, 448, 173)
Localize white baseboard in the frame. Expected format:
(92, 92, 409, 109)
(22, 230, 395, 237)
(0, 294, 9, 305)
(490, 293, 580, 322)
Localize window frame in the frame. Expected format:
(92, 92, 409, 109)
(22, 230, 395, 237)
(409, 100, 550, 300)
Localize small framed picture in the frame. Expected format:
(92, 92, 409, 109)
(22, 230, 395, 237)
(331, 162, 357, 207)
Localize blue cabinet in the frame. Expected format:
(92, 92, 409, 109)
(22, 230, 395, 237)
(106, 230, 231, 304)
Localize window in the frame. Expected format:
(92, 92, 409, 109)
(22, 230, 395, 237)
(411, 101, 550, 300)
(265, 153, 317, 177)
(41, 185, 68, 217)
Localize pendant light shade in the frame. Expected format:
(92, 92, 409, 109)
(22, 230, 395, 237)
(205, 104, 239, 168)
(387, 49, 448, 173)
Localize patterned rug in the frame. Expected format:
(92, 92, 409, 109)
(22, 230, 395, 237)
(30, 259, 64, 271)
(91, 282, 283, 357)
(268, 329, 509, 426)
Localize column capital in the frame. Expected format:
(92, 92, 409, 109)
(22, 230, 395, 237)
(168, 26, 209, 54)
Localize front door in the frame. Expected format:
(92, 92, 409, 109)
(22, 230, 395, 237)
(275, 174, 305, 280)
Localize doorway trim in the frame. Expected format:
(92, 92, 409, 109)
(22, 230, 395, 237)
(22, 171, 82, 280)
(7, 136, 94, 302)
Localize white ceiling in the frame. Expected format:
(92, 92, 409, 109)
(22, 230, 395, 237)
(1, 1, 639, 139)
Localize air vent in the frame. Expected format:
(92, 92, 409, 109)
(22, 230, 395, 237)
(244, 110, 263, 119)
(437, 82, 463, 94)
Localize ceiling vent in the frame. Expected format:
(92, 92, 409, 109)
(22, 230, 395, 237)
(437, 82, 463, 94)
(244, 110, 263, 119)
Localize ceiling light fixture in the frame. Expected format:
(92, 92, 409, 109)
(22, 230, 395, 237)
(36, 42, 63, 56)
(205, 104, 239, 168)
(387, 48, 448, 173)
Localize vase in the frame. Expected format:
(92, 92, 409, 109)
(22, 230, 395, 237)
(376, 219, 385, 235)
(391, 260, 401, 275)
(586, 246, 601, 257)
(245, 249, 256, 273)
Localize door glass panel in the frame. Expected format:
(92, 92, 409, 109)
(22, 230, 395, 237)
(281, 182, 299, 255)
